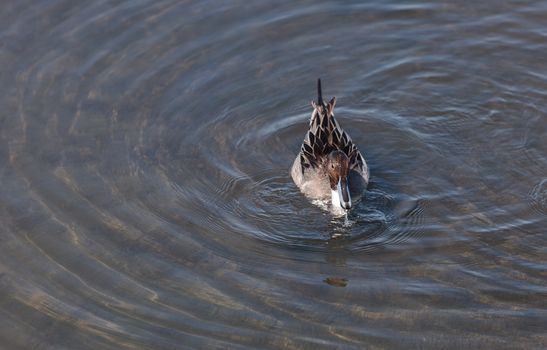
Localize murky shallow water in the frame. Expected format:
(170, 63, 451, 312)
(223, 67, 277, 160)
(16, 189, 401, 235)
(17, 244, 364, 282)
(1, 1, 546, 349)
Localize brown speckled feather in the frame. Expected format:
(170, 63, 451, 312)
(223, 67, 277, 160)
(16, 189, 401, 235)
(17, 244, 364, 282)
(299, 87, 367, 176)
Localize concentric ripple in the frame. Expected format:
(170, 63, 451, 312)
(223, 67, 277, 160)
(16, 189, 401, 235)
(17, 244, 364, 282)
(0, 1, 546, 349)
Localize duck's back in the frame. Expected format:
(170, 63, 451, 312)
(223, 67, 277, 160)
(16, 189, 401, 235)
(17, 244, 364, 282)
(291, 79, 369, 202)
(291, 111, 368, 200)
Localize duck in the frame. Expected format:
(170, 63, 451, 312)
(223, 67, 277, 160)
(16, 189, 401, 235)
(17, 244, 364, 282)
(291, 79, 369, 210)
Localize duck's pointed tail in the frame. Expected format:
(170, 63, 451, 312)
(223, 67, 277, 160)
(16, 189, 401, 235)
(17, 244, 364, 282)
(317, 78, 323, 106)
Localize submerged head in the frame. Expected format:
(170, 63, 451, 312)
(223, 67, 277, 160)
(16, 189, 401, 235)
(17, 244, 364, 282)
(326, 150, 352, 210)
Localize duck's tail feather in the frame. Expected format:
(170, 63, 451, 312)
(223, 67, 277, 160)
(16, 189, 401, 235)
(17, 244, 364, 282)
(317, 78, 323, 106)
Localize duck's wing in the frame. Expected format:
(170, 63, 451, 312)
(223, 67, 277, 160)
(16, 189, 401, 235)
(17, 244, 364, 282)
(330, 116, 368, 178)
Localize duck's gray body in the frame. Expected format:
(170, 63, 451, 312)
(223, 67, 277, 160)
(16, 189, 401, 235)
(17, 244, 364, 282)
(291, 81, 369, 206)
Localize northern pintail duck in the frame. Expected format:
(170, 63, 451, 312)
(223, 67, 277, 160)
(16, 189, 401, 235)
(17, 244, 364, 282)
(291, 79, 369, 210)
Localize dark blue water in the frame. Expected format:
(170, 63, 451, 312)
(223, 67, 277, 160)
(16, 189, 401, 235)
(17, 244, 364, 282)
(0, 1, 546, 349)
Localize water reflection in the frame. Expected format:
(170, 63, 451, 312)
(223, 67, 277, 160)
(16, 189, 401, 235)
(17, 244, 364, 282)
(324, 277, 348, 288)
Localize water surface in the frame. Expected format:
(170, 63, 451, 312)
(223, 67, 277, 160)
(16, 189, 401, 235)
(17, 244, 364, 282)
(0, 1, 546, 349)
